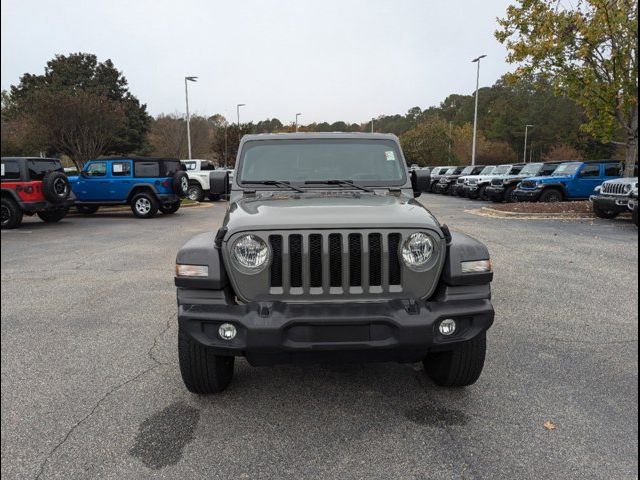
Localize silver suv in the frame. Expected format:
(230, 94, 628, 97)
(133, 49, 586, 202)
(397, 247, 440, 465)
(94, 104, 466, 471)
(174, 133, 495, 394)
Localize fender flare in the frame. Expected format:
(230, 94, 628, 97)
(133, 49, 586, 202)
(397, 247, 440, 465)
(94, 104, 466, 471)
(1, 188, 22, 204)
(126, 183, 160, 202)
(175, 231, 229, 289)
(539, 182, 568, 198)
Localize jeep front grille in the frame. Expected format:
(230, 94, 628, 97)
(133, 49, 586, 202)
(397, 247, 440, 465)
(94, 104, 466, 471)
(468, 179, 478, 185)
(601, 183, 629, 196)
(520, 180, 536, 189)
(491, 178, 503, 186)
(267, 231, 403, 295)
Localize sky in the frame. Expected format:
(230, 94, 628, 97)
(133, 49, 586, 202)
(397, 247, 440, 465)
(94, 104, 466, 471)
(1, 0, 515, 125)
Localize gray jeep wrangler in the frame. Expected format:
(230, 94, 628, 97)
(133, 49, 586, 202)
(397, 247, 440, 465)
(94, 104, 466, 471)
(175, 133, 494, 394)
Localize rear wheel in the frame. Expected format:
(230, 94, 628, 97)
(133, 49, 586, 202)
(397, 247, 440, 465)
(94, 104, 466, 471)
(160, 201, 181, 214)
(130, 192, 159, 219)
(539, 188, 563, 203)
(423, 333, 486, 387)
(178, 326, 234, 394)
(186, 183, 205, 202)
(1, 197, 23, 229)
(592, 203, 619, 219)
(76, 205, 100, 214)
(37, 208, 69, 223)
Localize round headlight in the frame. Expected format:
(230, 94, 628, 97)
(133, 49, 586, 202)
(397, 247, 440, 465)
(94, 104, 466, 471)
(401, 233, 434, 270)
(232, 234, 269, 273)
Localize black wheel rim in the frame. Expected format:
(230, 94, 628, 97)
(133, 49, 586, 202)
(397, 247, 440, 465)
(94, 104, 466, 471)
(53, 178, 68, 197)
(1, 205, 10, 226)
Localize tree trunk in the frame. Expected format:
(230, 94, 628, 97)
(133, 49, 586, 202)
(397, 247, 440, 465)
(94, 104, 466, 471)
(625, 137, 638, 177)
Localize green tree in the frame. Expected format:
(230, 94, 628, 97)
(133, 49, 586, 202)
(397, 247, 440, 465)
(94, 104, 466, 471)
(8, 53, 151, 162)
(400, 117, 452, 166)
(496, 0, 638, 176)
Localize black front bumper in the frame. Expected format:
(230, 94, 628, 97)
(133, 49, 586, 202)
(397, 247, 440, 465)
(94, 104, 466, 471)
(178, 288, 494, 366)
(512, 188, 542, 202)
(485, 186, 505, 201)
(589, 194, 632, 213)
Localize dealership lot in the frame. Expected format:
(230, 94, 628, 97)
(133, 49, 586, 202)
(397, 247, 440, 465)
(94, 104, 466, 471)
(1, 196, 637, 480)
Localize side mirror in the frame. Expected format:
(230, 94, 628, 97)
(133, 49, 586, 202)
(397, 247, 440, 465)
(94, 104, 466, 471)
(411, 169, 430, 198)
(210, 170, 230, 195)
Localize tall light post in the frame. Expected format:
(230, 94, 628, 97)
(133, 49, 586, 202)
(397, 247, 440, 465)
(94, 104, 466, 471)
(295, 113, 302, 132)
(371, 117, 375, 133)
(523, 124, 534, 163)
(184, 76, 198, 160)
(236, 103, 245, 135)
(471, 55, 486, 166)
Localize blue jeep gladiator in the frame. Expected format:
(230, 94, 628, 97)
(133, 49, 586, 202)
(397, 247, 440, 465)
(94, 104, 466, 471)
(70, 157, 189, 218)
(513, 160, 622, 203)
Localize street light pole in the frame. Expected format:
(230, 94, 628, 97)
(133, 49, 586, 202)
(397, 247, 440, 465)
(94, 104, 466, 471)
(523, 124, 534, 163)
(471, 55, 486, 166)
(224, 123, 228, 169)
(236, 103, 245, 136)
(295, 113, 302, 132)
(371, 117, 375, 133)
(184, 76, 198, 160)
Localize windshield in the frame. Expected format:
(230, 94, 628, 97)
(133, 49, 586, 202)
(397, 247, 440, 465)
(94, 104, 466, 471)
(479, 166, 495, 175)
(518, 163, 543, 176)
(552, 163, 580, 176)
(444, 168, 456, 175)
(238, 139, 406, 186)
(493, 165, 511, 175)
(460, 166, 475, 175)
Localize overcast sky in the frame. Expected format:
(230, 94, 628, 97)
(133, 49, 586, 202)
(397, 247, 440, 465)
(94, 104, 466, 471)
(1, 0, 514, 125)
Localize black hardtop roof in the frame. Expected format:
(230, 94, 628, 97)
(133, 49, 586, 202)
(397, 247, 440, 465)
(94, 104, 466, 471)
(1, 156, 61, 162)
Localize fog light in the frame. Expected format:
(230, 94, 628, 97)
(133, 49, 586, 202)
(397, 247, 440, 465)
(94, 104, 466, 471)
(218, 323, 237, 340)
(438, 319, 456, 336)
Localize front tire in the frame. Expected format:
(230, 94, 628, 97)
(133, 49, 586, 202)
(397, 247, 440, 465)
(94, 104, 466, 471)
(130, 192, 159, 219)
(423, 333, 486, 387)
(178, 326, 234, 394)
(478, 185, 489, 201)
(504, 185, 517, 203)
(633, 205, 638, 227)
(37, 207, 69, 223)
(592, 203, 619, 219)
(1, 197, 23, 229)
(539, 188, 563, 203)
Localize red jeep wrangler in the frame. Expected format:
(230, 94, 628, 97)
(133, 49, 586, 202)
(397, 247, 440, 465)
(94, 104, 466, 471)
(1, 157, 73, 229)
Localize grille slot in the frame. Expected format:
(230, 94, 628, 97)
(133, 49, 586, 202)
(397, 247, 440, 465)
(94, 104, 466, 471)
(491, 178, 503, 186)
(388, 233, 402, 285)
(601, 182, 628, 195)
(348, 234, 362, 287)
(329, 234, 343, 287)
(369, 233, 382, 286)
(309, 234, 322, 288)
(289, 235, 302, 288)
(269, 235, 283, 287)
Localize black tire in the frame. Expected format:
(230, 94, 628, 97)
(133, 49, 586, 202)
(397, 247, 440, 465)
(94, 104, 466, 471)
(478, 185, 489, 201)
(423, 333, 487, 387)
(1, 197, 23, 230)
(186, 183, 205, 202)
(160, 201, 181, 214)
(37, 207, 69, 223)
(208, 194, 221, 202)
(539, 188, 564, 203)
(504, 185, 518, 203)
(633, 205, 638, 227)
(130, 192, 159, 219)
(76, 205, 100, 214)
(178, 326, 234, 394)
(592, 203, 619, 219)
(173, 172, 190, 198)
(42, 171, 71, 204)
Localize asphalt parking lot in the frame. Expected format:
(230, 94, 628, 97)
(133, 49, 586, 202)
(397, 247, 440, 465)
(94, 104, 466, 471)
(1, 195, 638, 480)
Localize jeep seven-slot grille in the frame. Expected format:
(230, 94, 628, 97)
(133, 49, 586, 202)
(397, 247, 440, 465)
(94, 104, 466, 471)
(491, 178, 503, 186)
(268, 232, 403, 294)
(520, 180, 536, 189)
(601, 182, 629, 195)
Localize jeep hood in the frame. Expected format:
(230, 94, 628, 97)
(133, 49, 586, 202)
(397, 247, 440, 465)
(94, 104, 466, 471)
(526, 175, 570, 183)
(223, 194, 443, 234)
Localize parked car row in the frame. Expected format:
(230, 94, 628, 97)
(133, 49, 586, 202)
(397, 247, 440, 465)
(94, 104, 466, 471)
(418, 159, 638, 226)
(1, 156, 233, 229)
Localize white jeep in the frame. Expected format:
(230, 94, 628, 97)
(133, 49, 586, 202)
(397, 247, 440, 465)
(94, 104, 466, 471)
(180, 159, 221, 202)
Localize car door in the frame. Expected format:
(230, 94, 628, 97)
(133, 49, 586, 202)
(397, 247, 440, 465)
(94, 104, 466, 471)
(75, 161, 109, 201)
(573, 163, 602, 198)
(108, 160, 133, 200)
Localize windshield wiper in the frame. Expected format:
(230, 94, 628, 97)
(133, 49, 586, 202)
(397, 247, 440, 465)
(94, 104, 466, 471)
(304, 179, 373, 193)
(245, 180, 305, 193)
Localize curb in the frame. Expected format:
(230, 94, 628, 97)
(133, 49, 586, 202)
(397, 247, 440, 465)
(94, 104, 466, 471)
(474, 207, 595, 220)
(67, 201, 214, 216)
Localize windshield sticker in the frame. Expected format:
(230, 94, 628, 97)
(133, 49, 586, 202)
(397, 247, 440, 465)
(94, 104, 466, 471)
(385, 151, 396, 161)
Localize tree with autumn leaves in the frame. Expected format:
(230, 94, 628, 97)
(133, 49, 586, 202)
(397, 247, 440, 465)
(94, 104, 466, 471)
(496, 0, 638, 176)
